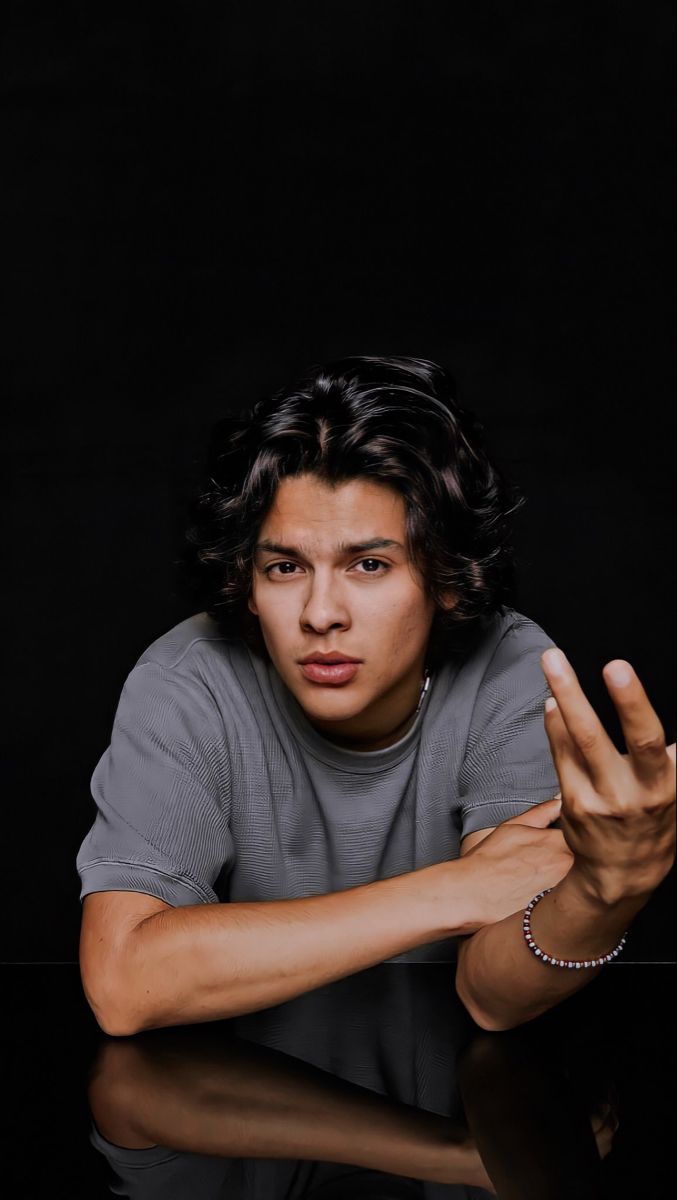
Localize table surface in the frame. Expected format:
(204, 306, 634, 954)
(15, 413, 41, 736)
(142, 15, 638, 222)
(3, 962, 674, 1199)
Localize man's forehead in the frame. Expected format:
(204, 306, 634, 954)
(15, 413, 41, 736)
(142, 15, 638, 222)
(257, 477, 407, 555)
(263, 476, 404, 527)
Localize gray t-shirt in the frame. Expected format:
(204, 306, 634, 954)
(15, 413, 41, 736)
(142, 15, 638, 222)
(76, 606, 559, 962)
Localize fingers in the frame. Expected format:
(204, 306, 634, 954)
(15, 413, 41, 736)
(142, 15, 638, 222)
(541, 649, 618, 791)
(602, 660, 671, 784)
(504, 797, 562, 828)
(542, 692, 597, 807)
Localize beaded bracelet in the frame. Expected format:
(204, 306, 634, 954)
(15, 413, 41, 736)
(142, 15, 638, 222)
(522, 888, 628, 968)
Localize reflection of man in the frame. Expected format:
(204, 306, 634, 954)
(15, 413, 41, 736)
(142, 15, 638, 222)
(76, 356, 676, 1036)
(88, 969, 499, 1196)
(85, 968, 618, 1196)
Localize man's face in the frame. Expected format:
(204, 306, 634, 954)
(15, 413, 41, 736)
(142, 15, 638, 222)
(248, 473, 446, 745)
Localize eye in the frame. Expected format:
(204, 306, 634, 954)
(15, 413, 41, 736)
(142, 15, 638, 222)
(264, 561, 302, 577)
(354, 558, 390, 574)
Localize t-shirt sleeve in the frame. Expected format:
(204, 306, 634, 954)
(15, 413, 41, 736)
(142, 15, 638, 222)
(458, 619, 561, 841)
(76, 661, 234, 905)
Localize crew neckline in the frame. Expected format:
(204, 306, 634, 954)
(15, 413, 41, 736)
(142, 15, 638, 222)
(267, 665, 435, 773)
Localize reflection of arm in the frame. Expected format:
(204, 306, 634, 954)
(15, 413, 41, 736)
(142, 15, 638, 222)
(88, 1032, 494, 1190)
(458, 1028, 603, 1200)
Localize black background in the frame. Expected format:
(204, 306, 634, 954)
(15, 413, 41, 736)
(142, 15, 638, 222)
(4, 2, 674, 961)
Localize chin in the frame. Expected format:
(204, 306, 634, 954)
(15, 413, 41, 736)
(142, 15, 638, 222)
(295, 685, 368, 720)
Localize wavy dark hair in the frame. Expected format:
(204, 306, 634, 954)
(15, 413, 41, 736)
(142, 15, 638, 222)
(178, 355, 526, 668)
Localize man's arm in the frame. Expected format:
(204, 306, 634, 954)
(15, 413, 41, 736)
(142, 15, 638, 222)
(81, 865, 470, 1036)
(455, 651, 676, 1032)
(455, 825, 643, 1031)
(81, 800, 572, 1038)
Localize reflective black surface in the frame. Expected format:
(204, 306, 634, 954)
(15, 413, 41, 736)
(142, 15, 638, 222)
(3, 963, 674, 1198)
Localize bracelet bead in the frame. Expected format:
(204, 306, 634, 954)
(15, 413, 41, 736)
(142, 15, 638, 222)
(522, 888, 628, 968)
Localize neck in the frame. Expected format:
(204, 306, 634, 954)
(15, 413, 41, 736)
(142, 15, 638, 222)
(309, 668, 430, 752)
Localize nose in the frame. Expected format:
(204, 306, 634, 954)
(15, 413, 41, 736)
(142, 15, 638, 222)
(299, 569, 351, 634)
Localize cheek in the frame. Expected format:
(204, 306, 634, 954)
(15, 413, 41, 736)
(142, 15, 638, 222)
(251, 586, 297, 636)
(368, 592, 433, 640)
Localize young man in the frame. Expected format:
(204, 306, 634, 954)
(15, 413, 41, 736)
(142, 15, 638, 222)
(77, 356, 675, 1036)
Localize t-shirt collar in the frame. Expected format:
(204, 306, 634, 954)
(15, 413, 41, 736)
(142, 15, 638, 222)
(267, 664, 434, 773)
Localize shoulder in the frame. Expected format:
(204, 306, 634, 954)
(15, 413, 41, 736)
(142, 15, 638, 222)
(453, 607, 557, 723)
(455, 606, 556, 675)
(135, 611, 237, 670)
(434, 604, 554, 724)
(481, 607, 557, 673)
(116, 614, 258, 733)
(132, 612, 257, 687)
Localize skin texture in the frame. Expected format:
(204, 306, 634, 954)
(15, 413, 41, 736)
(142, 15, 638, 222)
(247, 473, 455, 751)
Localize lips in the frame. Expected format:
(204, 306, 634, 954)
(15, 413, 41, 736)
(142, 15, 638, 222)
(297, 651, 363, 685)
(299, 661, 361, 685)
(298, 653, 362, 664)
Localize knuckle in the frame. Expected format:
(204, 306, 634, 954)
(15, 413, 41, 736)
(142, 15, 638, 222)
(641, 772, 675, 805)
(575, 727, 599, 754)
(633, 733, 666, 755)
(564, 794, 587, 820)
(641, 796, 673, 817)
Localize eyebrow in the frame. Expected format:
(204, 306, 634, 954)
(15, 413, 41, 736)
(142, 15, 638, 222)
(254, 538, 405, 560)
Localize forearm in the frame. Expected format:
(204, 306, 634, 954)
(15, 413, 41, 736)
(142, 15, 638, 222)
(455, 866, 648, 1031)
(110, 862, 472, 1035)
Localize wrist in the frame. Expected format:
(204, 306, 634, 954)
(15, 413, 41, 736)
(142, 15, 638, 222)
(418, 859, 480, 938)
(522, 876, 634, 971)
(523, 888, 628, 969)
(563, 862, 652, 913)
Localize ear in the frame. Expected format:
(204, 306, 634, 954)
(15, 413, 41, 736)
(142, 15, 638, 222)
(247, 592, 258, 617)
(439, 590, 458, 612)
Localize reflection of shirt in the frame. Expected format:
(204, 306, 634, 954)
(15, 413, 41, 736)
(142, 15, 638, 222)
(76, 606, 559, 962)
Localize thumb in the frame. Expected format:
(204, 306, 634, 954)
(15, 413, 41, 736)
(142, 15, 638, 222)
(504, 796, 562, 828)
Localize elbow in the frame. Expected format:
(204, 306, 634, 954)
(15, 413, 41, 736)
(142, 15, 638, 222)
(96, 1008, 142, 1039)
(454, 968, 519, 1033)
(468, 1009, 518, 1033)
(80, 966, 145, 1039)
(458, 994, 513, 1032)
(86, 989, 142, 1039)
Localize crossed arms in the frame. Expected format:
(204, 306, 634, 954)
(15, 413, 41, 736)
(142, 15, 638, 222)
(80, 648, 675, 1035)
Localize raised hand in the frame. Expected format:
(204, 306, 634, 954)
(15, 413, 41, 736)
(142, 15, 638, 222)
(540, 650, 676, 906)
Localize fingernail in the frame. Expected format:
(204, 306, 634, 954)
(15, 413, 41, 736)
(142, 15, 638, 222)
(606, 661, 633, 687)
(545, 697, 558, 713)
(543, 648, 568, 676)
